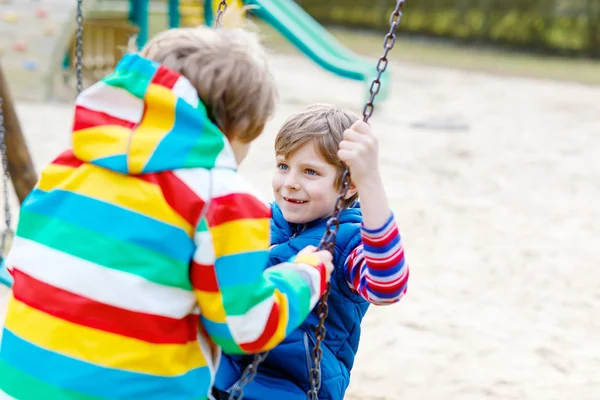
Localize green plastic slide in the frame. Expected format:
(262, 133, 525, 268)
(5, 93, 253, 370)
(244, 0, 390, 102)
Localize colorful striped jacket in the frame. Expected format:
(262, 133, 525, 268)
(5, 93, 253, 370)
(0, 53, 328, 400)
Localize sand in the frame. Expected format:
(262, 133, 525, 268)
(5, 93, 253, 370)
(1, 52, 599, 400)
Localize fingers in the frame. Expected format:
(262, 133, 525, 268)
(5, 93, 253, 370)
(337, 148, 355, 164)
(299, 245, 318, 254)
(350, 120, 371, 134)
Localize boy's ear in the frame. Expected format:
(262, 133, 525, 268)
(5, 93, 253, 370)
(344, 181, 358, 200)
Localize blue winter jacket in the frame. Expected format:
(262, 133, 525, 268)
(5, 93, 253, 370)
(214, 203, 370, 399)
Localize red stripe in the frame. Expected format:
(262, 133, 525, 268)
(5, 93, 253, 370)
(11, 269, 199, 344)
(363, 249, 405, 270)
(152, 66, 180, 89)
(140, 171, 205, 227)
(190, 262, 219, 292)
(207, 193, 271, 226)
(51, 150, 84, 168)
(362, 226, 399, 247)
(365, 269, 409, 295)
(239, 302, 280, 352)
(73, 105, 136, 132)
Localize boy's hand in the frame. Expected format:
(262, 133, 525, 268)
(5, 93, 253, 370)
(337, 120, 381, 189)
(298, 246, 334, 283)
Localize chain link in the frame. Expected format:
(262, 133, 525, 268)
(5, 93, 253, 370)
(75, 0, 85, 95)
(362, 1, 405, 124)
(215, 0, 229, 28)
(228, 352, 268, 400)
(307, 2, 406, 399)
(226, 2, 407, 399)
(0, 88, 13, 256)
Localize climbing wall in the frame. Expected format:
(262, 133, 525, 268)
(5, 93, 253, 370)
(0, 0, 92, 101)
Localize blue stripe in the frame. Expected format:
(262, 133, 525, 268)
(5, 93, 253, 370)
(366, 281, 408, 301)
(143, 98, 206, 173)
(25, 188, 194, 263)
(91, 154, 128, 173)
(117, 53, 159, 77)
(363, 258, 405, 278)
(362, 233, 401, 255)
(0, 329, 210, 400)
(214, 250, 269, 288)
(361, 212, 395, 235)
(201, 317, 234, 341)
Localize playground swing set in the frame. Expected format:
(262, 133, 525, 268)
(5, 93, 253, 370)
(0, 0, 407, 398)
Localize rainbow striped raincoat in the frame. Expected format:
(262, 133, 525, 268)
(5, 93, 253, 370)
(0, 53, 327, 400)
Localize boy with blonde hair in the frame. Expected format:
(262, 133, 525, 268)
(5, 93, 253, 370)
(0, 27, 334, 400)
(214, 104, 410, 399)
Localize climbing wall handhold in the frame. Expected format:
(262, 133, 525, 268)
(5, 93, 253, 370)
(43, 26, 57, 37)
(12, 42, 27, 52)
(23, 60, 40, 71)
(1, 12, 18, 23)
(35, 8, 49, 19)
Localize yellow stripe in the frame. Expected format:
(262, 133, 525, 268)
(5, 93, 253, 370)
(72, 125, 130, 161)
(4, 297, 206, 376)
(260, 289, 289, 352)
(195, 290, 227, 323)
(210, 218, 270, 258)
(37, 163, 193, 236)
(293, 254, 322, 268)
(128, 84, 177, 174)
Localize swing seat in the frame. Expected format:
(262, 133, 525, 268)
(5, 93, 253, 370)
(0, 258, 12, 288)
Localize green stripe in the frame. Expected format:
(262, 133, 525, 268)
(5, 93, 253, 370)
(264, 268, 312, 333)
(17, 211, 193, 291)
(101, 69, 151, 99)
(214, 337, 244, 355)
(183, 125, 225, 169)
(221, 269, 311, 320)
(0, 359, 103, 400)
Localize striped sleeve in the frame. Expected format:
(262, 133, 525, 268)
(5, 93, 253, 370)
(344, 213, 409, 305)
(189, 170, 328, 356)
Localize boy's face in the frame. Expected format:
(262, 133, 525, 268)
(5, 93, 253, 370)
(272, 141, 340, 224)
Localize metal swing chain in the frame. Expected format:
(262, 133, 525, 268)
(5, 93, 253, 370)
(228, 2, 407, 399)
(307, 2, 406, 399)
(215, 0, 229, 28)
(75, 0, 85, 95)
(0, 90, 13, 255)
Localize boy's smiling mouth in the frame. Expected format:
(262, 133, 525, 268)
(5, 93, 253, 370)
(283, 197, 308, 204)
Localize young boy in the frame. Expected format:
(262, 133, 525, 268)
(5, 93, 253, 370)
(214, 104, 410, 399)
(0, 28, 334, 400)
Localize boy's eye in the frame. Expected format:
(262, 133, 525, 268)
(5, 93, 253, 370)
(277, 163, 289, 171)
(305, 169, 318, 176)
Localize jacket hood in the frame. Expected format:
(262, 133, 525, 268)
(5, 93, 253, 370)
(71, 53, 237, 174)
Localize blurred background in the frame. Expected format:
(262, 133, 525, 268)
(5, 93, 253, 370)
(1, 1, 599, 399)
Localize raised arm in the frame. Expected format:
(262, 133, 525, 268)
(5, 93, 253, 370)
(191, 170, 329, 355)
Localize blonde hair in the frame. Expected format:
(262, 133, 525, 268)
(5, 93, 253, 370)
(275, 104, 360, 207)
(131, 25, 277, 142)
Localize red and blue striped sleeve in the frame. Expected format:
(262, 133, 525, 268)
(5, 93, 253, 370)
(344, 213, 409, 305)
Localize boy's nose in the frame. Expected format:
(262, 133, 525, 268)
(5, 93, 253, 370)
(284, 179, 300, 191)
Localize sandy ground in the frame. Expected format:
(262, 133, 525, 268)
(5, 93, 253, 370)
(1, 52, 600, 400)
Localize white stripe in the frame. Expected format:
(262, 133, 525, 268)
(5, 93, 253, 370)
(193, 230, 215, 265)
(173, 168, 211, 201)
(0, 389, 17, 400)
(174, 168, 270, 215)
(211, 169, 269, 205)
(6, 237, 197, 319)
(363, 243, 403, 260)
(76, 81, 143, 123)
(214, 142, 238, 170)
(365, 267, 407, 284)
(172, 77, 199, 108)
(225, 296, 274, 344)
